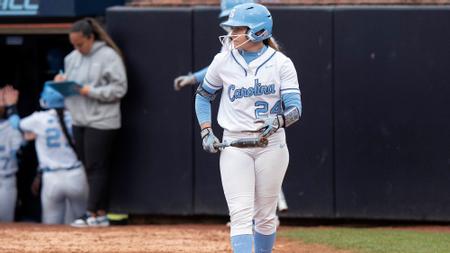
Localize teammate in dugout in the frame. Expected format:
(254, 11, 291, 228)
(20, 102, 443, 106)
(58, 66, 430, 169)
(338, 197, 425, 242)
(194, 3, 301, 253)
(4, 85, 88, 225)
(0, 87, 23, 222)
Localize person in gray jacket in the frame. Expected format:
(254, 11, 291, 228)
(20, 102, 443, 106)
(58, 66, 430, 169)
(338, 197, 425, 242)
(54, 18, 127, 227)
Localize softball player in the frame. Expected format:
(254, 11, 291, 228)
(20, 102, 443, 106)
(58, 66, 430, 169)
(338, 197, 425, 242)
(0, 87, 23, 222)
(4, 85, 88, 225)
(195, 3, 301, 253)
(174, 0, 290, 214)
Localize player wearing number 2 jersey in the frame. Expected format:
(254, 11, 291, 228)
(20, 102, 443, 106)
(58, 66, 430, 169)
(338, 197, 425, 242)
(195, 3, 302, 253)
(5, 85, 88, 225)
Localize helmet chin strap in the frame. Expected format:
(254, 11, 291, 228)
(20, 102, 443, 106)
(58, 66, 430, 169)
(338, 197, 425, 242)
(233, 38, 250, 50)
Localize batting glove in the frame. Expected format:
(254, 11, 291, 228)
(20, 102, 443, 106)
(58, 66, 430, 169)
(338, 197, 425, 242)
(201, 127, 220, 153)
(255, 115, 284, 138)
(174, 74, 196, 91)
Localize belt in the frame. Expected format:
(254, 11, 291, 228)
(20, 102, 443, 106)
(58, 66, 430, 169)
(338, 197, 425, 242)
(0, 172, 16, 178)
(39, 163, 82, 173)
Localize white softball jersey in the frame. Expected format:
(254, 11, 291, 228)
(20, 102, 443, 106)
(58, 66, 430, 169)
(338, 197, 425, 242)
(0, 120, 22, 176)
(203, 46, 300, 132)
(0, 120, 22, 222)
(19, 109, 81, 171)
(20, 109, 88, 224)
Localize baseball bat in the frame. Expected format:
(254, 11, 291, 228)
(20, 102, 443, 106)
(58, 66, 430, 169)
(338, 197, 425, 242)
(214, 137, 269, 149)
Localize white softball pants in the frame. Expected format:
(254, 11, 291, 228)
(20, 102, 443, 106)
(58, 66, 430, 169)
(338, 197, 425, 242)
(0, 175, 17, 222)
(220, 129, 289, 237)
(41, 167, 88, 224)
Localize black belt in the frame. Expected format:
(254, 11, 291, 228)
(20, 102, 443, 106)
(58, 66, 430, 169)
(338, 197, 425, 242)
(39, 163, 82, 173)
(0, 172, 15, 178)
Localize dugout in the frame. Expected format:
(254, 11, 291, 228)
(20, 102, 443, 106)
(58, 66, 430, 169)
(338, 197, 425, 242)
(0, 0, 124, 222)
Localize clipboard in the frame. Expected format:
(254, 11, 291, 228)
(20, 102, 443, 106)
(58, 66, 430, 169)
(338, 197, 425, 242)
(45, 80, 82, 97)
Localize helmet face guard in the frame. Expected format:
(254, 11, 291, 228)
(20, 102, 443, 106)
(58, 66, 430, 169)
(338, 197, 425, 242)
(218, 33, 250, 51)
(40, 85, 65, 109)
(220, 3, 273, 42)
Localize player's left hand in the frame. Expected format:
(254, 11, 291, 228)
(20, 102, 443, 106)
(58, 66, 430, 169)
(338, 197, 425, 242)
(79, 85, 90, 96)
(174, 74, 196, 91)
(201, 127, 220, 153)
(255, 115, 284, 138)
(31, 172, 42, 196)
(24, 131, 37, 141)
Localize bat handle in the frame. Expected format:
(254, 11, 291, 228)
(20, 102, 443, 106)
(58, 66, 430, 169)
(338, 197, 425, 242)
(213, 142, 228, 149)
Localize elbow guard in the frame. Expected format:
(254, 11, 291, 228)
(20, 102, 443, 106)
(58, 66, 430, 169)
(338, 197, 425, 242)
(196, 85, 217, 101)
(282, 106, 300, 127)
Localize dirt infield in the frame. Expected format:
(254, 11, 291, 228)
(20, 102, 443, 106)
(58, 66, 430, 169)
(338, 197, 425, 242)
(0, 223, 353, 253)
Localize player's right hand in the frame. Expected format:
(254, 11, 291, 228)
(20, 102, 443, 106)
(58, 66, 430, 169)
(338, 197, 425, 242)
(201, 127, 220, 153)
(3, 85, 18, 106)
(174, 74, 196, 91)
(255, 114, 284, 138)
(31, 172, 42, 196)
(53, 73, 66, 82)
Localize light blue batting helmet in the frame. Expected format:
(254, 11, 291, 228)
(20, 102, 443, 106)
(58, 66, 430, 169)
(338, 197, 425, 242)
(40, 85, 65, 109)
(219, 0, 255, 18)
(220, 3, 273, 42)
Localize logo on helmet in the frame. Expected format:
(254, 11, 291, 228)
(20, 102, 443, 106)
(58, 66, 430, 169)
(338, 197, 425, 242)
(229, 8, 236, 18)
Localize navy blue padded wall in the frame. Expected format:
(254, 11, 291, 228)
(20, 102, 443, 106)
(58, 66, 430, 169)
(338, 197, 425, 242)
(106, 7, 194, 214)
(192, 6, 228, 215)
(270, 7, 334, 218)
(334, 7, 450, 220)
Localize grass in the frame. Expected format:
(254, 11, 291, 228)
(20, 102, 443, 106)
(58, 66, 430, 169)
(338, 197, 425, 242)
(280, 227, 450, 253)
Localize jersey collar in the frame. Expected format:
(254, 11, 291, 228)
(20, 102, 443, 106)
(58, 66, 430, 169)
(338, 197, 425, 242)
(231, 47, 277, 76)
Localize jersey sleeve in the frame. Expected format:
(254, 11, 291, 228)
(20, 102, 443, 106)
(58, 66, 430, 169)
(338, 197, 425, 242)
(279, 58, 301, 96)
(19, 112, 42, 133)
(10, 128, 24, 151)
(202, 53, 224, 93)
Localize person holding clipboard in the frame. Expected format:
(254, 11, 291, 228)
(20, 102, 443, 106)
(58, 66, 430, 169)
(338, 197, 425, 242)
(53, 18, 127, 227)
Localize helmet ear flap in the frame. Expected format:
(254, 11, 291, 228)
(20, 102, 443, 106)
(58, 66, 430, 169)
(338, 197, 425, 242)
(248, 23, 270, 42)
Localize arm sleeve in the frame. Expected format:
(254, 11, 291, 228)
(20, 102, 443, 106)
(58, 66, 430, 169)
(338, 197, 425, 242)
(193, 66, 208, 84)
(195, 94, 212, 126)
(88, 53, 128, 102)
(282, 93, 302, 116)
